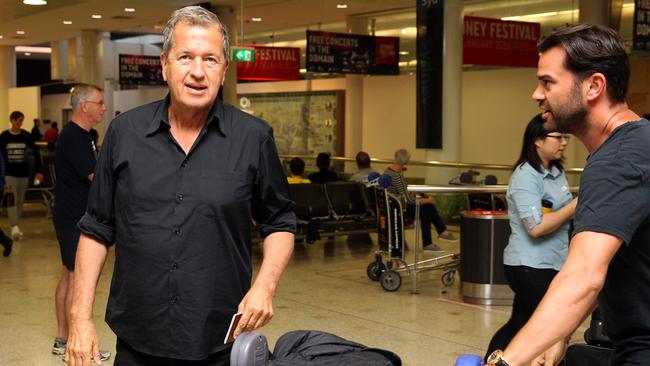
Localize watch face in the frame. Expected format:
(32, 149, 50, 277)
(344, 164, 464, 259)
(487, 350, 503, 364)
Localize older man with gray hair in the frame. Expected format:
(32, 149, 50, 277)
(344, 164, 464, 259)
(66, 6, 296, 366)
(52, 83, 109, 360)
(384, 149, 456, 253)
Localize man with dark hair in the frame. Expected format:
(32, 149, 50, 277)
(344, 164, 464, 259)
(349, 151, 377, 183)
(52, 83, 110, 361)
(485, 24, 650, 366)
(307, 152, 339, 183)
(31, 118, 43, 140)
(66, 6, 295, 366)
(0, 111, 44, 240)
(287, 157, 310, 184)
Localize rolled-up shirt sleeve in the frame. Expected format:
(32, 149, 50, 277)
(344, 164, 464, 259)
(253, 131, 297, 238)
(77, 122, 117, 246)
(510, 168, 544, 232)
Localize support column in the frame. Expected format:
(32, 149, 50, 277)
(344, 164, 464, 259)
(215, 6, 237, 106)
(78, 30, 103, 86)
(579, 0, 609, 25)
(344, 15, 369, 162)
(67, 37, 77, 81)
(424, 0, 463, 184)
(0, 46, 16, 130)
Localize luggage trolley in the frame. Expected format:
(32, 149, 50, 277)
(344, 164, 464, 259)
(366, 186, 460, 292)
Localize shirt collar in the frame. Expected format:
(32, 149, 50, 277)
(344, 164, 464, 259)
(146, 93, 228, 136)
(542, 165, 561, 178)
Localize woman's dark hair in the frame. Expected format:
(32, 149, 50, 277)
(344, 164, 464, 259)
(513, 114, 564, 173)
(316, 152, 330, 171)
(289, 157, 305, 176)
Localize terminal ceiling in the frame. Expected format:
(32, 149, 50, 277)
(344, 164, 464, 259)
(0, 0, 634, 65)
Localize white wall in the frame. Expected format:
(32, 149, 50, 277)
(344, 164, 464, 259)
(461, 68, 587, 183)
(361, 74, 428, 178)
(8, 86, 41, 131)
(112, 87, 168, 117)
(41, 93, 70, 125)
(461, 68, 540, 183)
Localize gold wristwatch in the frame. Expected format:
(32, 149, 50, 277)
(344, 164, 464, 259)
(486, 350, 510, 366)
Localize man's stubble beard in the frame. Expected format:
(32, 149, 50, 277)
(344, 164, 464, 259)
(553, 84, 589, 136)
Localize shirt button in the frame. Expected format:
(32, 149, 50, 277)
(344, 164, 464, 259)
(177, 193, 184, 202)
(174, 228, 181, 235)
(182, 162, 188, 168)
(172, 263, 178, 270)
(170, 296, 178, 304)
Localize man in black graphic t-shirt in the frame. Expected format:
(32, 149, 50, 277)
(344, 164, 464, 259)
(0, 111, 43, 240)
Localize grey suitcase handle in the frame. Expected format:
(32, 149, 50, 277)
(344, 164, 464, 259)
(230, 332, 270, 366)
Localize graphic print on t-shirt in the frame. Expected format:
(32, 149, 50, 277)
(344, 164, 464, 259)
(6, 142, 26, 163)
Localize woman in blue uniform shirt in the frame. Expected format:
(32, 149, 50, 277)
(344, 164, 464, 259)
(485, 114, 577, 362)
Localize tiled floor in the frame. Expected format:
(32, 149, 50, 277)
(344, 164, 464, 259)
(0, 206, 587, 365)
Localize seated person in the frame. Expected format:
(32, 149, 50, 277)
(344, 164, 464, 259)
(287, 157, 311, 184)
(307, 152, 340, 183)
(384, 149, 456, 252)
(349, 151, 378, 183)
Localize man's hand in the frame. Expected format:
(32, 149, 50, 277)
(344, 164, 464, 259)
(65, 318, 103, 366)
(530, 339, 567, 366)
(33, 173, 44, 185)
(234, 284, 274, 338)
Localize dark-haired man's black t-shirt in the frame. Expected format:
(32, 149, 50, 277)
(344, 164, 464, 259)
(53, 121, 96, 230)
(573, 118, 650, 365)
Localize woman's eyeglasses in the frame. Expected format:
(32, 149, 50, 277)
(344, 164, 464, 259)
(545, 133, 571, 141)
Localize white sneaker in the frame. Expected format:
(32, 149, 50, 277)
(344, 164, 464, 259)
(11, 225, 23, 240)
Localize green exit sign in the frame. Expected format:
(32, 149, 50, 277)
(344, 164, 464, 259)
(232, 47, 255, 62)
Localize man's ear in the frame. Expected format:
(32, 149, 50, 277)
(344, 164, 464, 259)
(585, 73, 606, 101)
(221, 62, 230, 86)
(160, 52, 168, 82)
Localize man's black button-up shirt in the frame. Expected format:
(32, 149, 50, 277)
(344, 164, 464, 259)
(78, 95, 296, 360)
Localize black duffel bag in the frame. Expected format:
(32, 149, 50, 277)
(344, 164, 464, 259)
(231, 330, 401, 366)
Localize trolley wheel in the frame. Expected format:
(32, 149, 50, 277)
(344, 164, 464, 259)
(379, 270, 402, 292)
(441, 271, 455, 286)
(366, 261, 386, 281)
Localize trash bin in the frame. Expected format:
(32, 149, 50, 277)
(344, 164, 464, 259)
(460, 210, 513, 305)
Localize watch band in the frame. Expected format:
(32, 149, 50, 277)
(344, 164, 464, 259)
(487, 350, 510, 366)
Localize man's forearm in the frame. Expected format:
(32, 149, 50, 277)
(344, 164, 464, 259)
(69, 233, 109, 321)
(503, 269, 599, 365)
(253, 231, 294, 294)
(502, 231, 621, 365)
